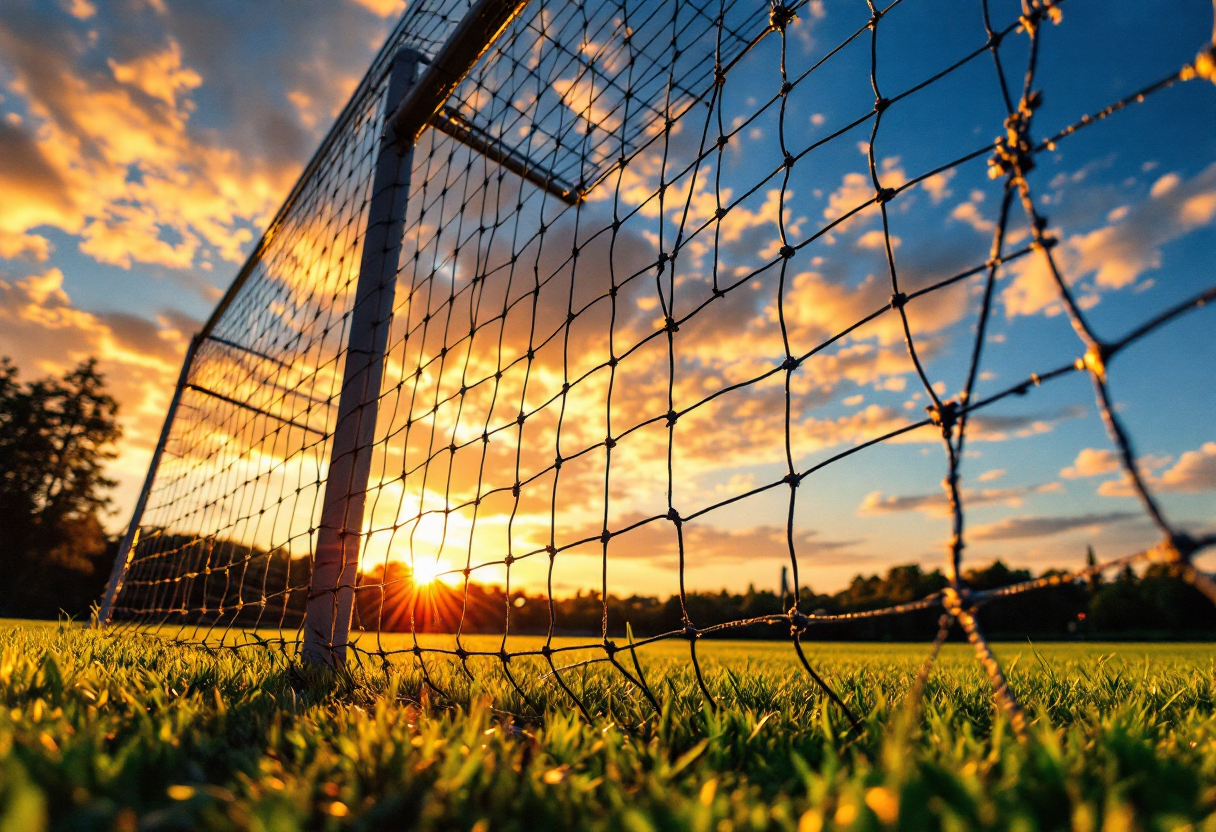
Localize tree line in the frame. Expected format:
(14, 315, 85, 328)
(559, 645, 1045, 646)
(355, 556, 1216, 641)
(1, 356, 1212, 640)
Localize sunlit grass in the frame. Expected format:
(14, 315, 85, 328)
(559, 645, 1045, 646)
(1, 620, 1214, 830)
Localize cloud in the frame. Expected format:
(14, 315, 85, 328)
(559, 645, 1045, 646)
(822, 160, 907, 240)
(950, 200, 995, 234)
(920, 169, 954, 204)
(554, 75, 623, 135)
(0, 120, 76, 259)
(966, 405, 1086, 442)
(969, 511, 1139, 540)
(858, 483, 1059, 519)
(0, 1, 392, 272)
(1002, 162, 1216, 317)
(1061, 447, 1121, 479)
(346, 0, 405, 16)
(107, 38, 200, 108)
(1157, 442, 1216, 493)
(0, 14, 271, 268)
(1096, 441, 1216, 497)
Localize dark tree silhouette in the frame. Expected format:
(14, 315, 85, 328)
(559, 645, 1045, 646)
(0, 357, 121, 619)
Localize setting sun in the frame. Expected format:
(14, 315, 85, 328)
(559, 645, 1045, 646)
(411, 558, 446, 587)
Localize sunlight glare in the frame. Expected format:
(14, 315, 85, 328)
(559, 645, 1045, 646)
(412, 558, 445, 586)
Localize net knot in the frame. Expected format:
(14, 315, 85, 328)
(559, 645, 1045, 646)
(605, 435, 616, 449)
(876, 187, 896, 204)
(714, 65, 727, 86)
(715, 206, 729, 220)
(988, 92, 1042, 181)
(503, 554, 515, 566)
(927, 399, 960, 436)
(781, 355, 800, 371)
(603, 640, 618, 658)
(1155, 533, 1197, 564)
(600, 529, 612, 544)
(779, 244, 796, 259)
(941, 585, 973, 615)
(717, 134, 730, 149)
(667, 507, 682, 524)
(874, 96, 890, 113)
(683, 623, 700, 639)
(783, 472, 800, 487)
(665, 316, 679, 333)
(511, 482, 521, 497)
(554, 455, 563, 470)
(665, 409, 679, 427)
(1074, 342, 1110, 382)
(889, 291, 908, 310)
(1032, 233, 1058, 251)
(545, 544, 557, 558)
(769, 2, 796, 32)
(1019, 0, 1063, 32)
(1181, 46, 1216, 84)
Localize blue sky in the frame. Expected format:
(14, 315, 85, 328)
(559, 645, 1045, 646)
(1, 0, 1213, 596)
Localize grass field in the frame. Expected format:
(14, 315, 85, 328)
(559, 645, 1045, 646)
(1, 621, 1214, 831)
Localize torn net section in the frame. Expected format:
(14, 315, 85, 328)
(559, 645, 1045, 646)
(110, 0, 1216, 729)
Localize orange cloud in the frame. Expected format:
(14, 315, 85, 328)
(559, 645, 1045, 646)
(0, 25, 290, 270)
(1095, 442, 1216, 498)
(1003, 162, 1216, 318)
(1061, 447, 1121, 479)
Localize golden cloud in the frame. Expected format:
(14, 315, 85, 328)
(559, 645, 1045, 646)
(1002, 162, 1216, 318)
(0, 23, 291, 270)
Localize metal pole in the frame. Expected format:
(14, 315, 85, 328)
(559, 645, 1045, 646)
(301, 50, 423, 666)
(431, 108, 580, 204)
(96, 334, 201, 626)
(387, 0, 532, 151)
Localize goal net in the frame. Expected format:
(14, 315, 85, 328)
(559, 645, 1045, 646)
(100, 0, 1216, 728)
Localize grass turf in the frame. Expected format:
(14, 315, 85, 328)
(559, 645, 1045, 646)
(1, 621, 1214, 831)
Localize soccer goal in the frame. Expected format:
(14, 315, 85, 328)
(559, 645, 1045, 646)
(98, 0, 1216, 731)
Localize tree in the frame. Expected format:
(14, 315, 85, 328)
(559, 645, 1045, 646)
(0, 357, 121, 619)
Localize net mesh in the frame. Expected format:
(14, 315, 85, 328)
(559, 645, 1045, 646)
(107, 0, 1216, 729)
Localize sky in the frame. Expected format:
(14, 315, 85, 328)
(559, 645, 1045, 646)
(2, 0, 1215, 601)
